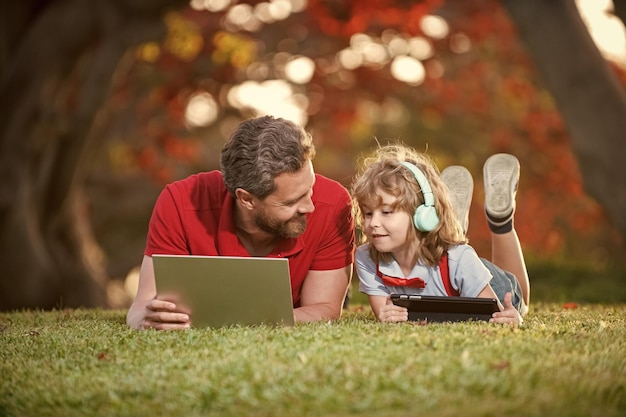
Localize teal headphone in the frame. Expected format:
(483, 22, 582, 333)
(400, 161, 440, 232)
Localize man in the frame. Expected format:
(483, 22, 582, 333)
(126, 116, 355, 329)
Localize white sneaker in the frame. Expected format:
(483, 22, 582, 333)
(441, 165, 473, 233)
(483, 153, 519, 220)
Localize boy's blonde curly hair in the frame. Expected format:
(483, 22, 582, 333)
(352, 143, 467, 267)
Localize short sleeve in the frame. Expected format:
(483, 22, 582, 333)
(448, 245, 492, 297)
(355, 245, 390, 297)
(144, 186, 189, 256)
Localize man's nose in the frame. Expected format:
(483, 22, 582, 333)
(299, 195, 315, 214)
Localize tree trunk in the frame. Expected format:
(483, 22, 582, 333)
(501, 0, 626, 242)
(0, 0, 187, 310)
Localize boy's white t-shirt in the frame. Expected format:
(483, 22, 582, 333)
(356, 243, 491, 298)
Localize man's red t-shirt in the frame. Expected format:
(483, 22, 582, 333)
(145, 171, 355, 306)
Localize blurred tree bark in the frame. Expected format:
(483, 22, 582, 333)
(502, 0, 626, 242)
(0, 0, 187, 310)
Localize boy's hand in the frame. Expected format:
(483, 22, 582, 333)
(378, 296, 409, 323)
(490, 292, 523, 325)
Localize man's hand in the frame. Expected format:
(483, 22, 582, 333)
(141, 297, 191, 330)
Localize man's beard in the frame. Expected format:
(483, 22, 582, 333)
(254, 208, 308, 239)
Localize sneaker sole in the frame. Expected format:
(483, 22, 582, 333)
(441, 165, 473, 232)
(483, 153, 519, 219)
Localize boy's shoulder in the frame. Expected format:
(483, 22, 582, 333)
(355, 244, 372, 261)
(447, 243, 480, 261)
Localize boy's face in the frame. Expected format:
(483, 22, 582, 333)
(360, 188, 413, 256)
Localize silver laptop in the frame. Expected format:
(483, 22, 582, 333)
(153, 255, 294, 328)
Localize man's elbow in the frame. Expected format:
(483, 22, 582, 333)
(327, 303, 344, 320)
(316, 301, 344, 322)
(293, 302, 342, 323)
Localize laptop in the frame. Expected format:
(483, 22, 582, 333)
(153, 255, 295, 328)
(390, 294, 499, 323)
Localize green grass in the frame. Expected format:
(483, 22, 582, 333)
(2, 304, 626, 417)
(527, 261, 626, 304)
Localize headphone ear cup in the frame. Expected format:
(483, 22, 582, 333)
(400, 161, 440, 232)
(413, 204, 440, 232)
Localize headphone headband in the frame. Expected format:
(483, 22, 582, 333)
(400, 161, 435, 207)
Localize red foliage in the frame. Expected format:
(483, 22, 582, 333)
(108, 0, 624, 262)
(307, 0, 443, 37)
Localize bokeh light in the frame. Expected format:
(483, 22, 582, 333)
(226, 80, 308, 125)
(390, 55, 426, 85)
(284, 56, 316, 84)
(576, 0, 626, 67)
(420, 15, 449, 39)
(407, 36, 433, 60)
(185, 92, 219, 127)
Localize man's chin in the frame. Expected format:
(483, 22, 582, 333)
(282, 218, 307, 238)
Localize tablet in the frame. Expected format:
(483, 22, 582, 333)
(390, 294, 499, 323)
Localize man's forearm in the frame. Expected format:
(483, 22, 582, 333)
(126, 303, 145, 329)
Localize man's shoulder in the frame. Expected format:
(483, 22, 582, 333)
(169, 170, 223, 188)
(313, 174, 350, 201)
(165, 170, 227, 208)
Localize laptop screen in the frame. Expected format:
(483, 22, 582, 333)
(153, 255, 294, 328)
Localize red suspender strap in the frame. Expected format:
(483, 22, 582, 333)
(375, 255, 457, 295)
(376, 262, 426, 288)
(439, 253, 460, 296)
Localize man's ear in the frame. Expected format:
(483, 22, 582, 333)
(235, 188, 256, 210)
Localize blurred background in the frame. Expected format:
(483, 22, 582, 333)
(1, 0, 625, 311)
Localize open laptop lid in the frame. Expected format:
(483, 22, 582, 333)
(153, 255, 294, 328)
(390, 294, 499, 323)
